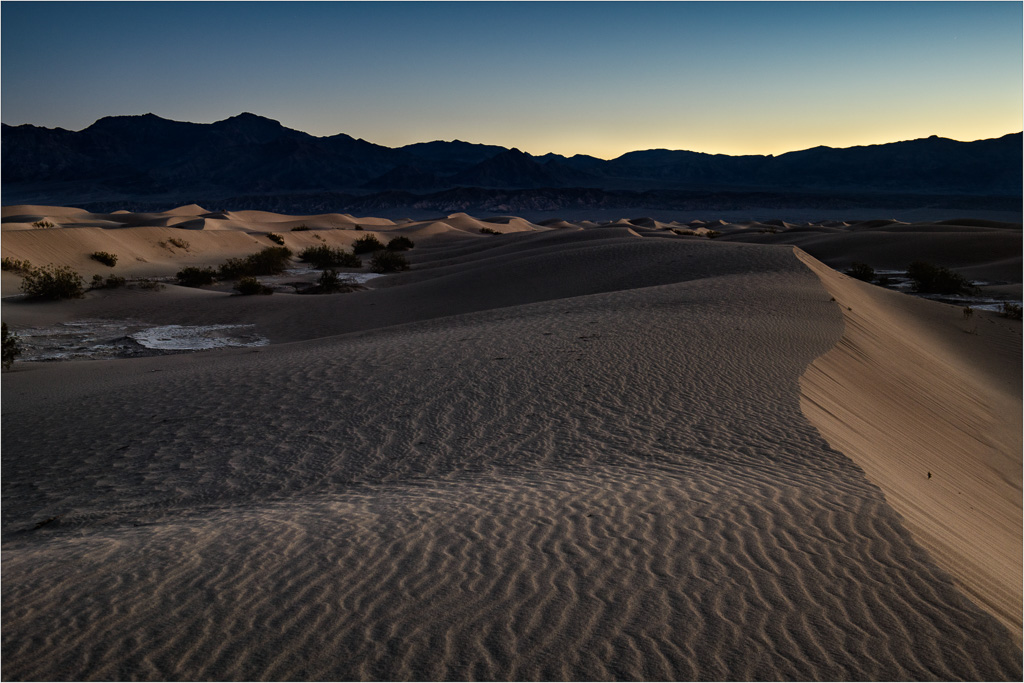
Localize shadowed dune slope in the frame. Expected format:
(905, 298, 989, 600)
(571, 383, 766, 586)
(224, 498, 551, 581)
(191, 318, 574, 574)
(798, 250, 1023, 642)
(2, 232, 1021, 680)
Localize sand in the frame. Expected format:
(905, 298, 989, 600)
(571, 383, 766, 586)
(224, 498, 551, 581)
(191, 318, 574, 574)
(2, 207, 1021, 680)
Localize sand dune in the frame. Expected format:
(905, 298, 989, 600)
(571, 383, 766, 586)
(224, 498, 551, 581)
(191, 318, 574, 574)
(2, 206, 1021, 680)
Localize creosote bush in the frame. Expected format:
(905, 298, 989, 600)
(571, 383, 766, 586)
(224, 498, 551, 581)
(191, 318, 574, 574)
(705, 230, 722, 239)
(479, 227, 500, 235)
(267, 233, 285, 245)
(907, 261, 976, 295)
(21, 264, 85, 300)
(370, 250, 410, 273)
(291, 225, 311, 232)
(299, 245, 361, 269)
(234, 276, 274, 295)
(846, 262, 876, 282)
(2, 322, 21, 370)
(90, 251, 118, 267)
(32, 220, 54, 229)
(386, 236, 414, 251)
(351, 234, 385, 254)
(219, 246, 293, 279)
(176, 266, 217, 287)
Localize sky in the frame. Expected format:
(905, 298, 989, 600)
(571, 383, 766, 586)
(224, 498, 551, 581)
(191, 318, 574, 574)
(2, 1, 1021, 159)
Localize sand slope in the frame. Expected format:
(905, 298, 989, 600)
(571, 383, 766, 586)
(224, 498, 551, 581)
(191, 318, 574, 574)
(799, 250, 1022, 641)
(2, 209, 1021, 680)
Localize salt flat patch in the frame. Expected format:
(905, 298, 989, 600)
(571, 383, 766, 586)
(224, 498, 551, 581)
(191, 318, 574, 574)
(131, 324, 267, 351)
(14, 319, 267, 361)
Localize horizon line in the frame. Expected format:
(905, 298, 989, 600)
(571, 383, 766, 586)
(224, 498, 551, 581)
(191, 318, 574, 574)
(2, 111, 1021, 161)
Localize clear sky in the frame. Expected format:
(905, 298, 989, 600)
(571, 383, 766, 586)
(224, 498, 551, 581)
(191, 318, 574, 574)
(2, 1, 1021, 159)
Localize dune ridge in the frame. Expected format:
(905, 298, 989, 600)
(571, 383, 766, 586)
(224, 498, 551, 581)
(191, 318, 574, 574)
(2, 206, 1021, 680)
(798, 250, 1023, 641)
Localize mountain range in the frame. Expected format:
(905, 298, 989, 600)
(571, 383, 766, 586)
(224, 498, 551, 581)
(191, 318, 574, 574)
(2, 112, 1020, 213)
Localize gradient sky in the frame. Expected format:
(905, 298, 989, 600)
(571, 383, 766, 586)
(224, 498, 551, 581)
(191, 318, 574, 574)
(2, 1, 1021, 158)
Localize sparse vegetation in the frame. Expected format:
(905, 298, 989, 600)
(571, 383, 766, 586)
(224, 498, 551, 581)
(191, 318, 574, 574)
(3, 322, 21, 370)
(2, 257, 33, 274)
(671, 228, 697, 236)
(298, 245, 361, 269)
(352, 234, 385, 254)
(846, 262, 876, 282)
(267, 233, 285, 245)
(218, 246, 293, 278)
(167, 237, 190, 249)
(135, 279, 164, 291)
(907, 261, 976, 295)
(21, 264, 85, 300)
(234, 276, 274, 295)
(479, 227, 501, 235)
(31, 220, 54, 229)
(999, 302, 1023, 320)
(176, 266, 217, 288)
(90, 273, 125, 289)
(386, 236, 415, 251)
(705, 230, 722, 239)
(90, 251, 118, 267)
(291, 225, 311, 232)
(370, 250, 410, 273)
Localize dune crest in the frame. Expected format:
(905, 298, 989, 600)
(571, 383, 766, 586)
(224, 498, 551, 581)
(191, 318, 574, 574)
(797, 249, 1023, 641)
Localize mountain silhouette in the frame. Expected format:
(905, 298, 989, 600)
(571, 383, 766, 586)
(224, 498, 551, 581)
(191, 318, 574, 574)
(2, 113, 1020, 210)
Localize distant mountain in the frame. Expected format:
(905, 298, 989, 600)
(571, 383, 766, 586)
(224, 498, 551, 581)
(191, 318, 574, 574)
(2, 112, 1020, 209)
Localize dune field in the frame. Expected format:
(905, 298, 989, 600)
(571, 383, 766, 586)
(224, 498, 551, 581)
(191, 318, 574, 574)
(1, 206, 1021, 680)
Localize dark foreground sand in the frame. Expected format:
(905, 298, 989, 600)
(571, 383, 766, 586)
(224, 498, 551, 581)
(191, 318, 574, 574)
(2, 208, 1021, 680)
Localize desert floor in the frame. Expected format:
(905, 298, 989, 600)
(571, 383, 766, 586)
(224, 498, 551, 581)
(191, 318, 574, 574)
(2, 206, 1021, 680)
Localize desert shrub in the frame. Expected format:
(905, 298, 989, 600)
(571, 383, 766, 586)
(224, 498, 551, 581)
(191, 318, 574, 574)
(386, 236, 414, 251)
(219, 246, 293, 278)
(32, 220, 54, 229)
(291, 225, 311, 232)
(352, 234, 385, 254)
(299, 245, 361, 269)
(370, 250, 410, 273)
(21, 264, 84, 300)
(705, 230, 722, 239)
(845, 262, 875, 282)
(135, 279, 164, 291)
(90, 251, 118, 267)
(671, 228, 697, 236)
(267, 233, 285, 245)
(999, 302, 1023, 320)
(234, 276, 274, 295)
(91, 274, 125, 289)
(907, 261, 976, 295)
(176, 266, 217, 287)
(167, 237, 190, 249)
(479, 227, 500, 235)
(2, 322, 21, 370)
(2, 257, 33, 274)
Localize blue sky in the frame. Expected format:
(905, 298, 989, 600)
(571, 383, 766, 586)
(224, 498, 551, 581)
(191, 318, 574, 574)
(2, 1, 1021, 158)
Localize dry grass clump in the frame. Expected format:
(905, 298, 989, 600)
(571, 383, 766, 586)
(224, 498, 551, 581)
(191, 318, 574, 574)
(2, 257, 33, 274)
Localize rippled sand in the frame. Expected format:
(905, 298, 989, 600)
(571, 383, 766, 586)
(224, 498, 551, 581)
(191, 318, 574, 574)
(2, 208, 1020, 680)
